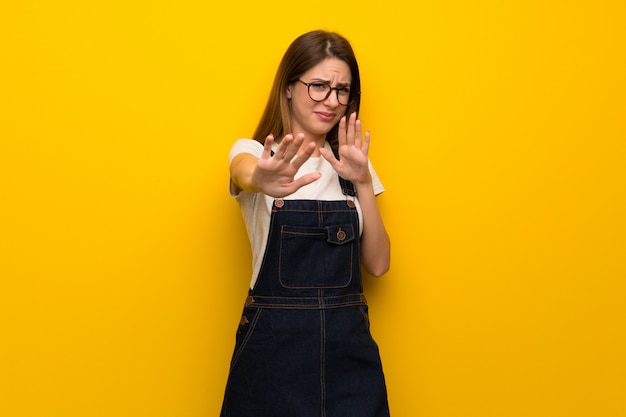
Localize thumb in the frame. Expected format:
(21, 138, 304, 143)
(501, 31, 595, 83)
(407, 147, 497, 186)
(292, 171, 322, 191)
(319, 148, 340, 170)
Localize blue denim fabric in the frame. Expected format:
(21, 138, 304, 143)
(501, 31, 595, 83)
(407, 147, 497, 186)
(221, 197, 390, 417)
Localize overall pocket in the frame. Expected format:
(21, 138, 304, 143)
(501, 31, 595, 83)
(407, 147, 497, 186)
(278, 224, 355, 288)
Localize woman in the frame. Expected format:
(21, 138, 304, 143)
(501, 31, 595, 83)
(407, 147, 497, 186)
(221, 30, 391, 417)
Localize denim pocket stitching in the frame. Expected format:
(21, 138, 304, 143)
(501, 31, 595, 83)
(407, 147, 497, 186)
(230, 308, 262, 370)
(278, 224, 354, 289)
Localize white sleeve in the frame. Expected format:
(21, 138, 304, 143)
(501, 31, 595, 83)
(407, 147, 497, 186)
(369, 161, 385, 196)
(228, 139, 264, 164)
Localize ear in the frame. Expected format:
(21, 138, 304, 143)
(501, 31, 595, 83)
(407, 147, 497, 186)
(286, 85, 292, 99)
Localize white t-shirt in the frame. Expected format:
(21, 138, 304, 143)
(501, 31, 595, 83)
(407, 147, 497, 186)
(229, 139, 385, 289)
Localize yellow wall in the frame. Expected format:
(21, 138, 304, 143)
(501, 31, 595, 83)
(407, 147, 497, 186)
(2, 1, 625, 416)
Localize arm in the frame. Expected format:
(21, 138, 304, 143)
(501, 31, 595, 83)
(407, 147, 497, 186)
(230, 133, 321, 198)
(319, 112, 390, 276)
(355, 180, 390, 277)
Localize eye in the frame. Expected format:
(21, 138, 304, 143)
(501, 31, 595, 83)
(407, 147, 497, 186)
(310, 83, 328, 91)
(337, 87, 351, 96)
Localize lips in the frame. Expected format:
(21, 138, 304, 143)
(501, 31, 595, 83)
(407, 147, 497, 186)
(315, 112, 336, 121)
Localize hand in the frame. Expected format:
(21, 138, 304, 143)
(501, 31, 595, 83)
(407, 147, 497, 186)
(319, 112, 372, 185)
(251, 133, 321, 198)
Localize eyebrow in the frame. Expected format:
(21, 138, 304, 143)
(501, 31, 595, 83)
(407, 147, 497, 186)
(310, 78, 351, 88)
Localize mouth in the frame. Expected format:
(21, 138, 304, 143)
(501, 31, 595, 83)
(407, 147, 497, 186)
(315, 112, 336, 121)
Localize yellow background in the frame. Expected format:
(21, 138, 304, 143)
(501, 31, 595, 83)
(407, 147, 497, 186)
(2, 1, 625, 416)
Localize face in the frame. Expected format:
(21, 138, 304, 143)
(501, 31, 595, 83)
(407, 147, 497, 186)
(286, 57, 352, 139)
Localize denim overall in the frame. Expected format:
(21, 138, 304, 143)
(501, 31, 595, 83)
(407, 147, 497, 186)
(221, 174, 390, 417)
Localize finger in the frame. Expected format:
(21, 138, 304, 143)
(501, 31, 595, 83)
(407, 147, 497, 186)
(292, 171, 322, 190)
(293, 132, 305, 146)
(361, 130, 371, 156)
(261, 134, 274, 159)
(283, 133, 304, 161)
(319, 147, 341, 171)
(291, 140, 316, 169)
(275, 171, 322, 197)
(346, 112, 357, 146)
(277, 134, 294, 160)
(337, 116, 347, 146)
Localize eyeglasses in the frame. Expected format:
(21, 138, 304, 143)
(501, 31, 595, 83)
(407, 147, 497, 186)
(297, 79, 358, 106)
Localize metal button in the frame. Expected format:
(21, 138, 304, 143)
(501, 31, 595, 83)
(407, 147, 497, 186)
(274, 198, 284, 208)
(337, 228, 346, 241)
(240, 315, 250, 325)
(347, 199, 356, 208)
(245, 296, 255, 306)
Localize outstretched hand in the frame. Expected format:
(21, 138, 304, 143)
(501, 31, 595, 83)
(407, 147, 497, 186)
(319, 112, 372, 185)
(251, 133, 322, 198)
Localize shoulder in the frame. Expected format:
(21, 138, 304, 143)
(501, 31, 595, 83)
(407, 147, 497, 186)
(228, 139, 263, 164)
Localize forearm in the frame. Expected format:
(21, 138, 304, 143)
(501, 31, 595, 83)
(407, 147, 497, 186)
(356, 181, 390, 277)
(230, 153, 261, 194)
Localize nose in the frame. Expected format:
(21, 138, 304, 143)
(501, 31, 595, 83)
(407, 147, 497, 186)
(323, 90, 340, 107)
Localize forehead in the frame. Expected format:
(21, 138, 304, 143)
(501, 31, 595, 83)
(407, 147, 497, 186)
(301, 57, 351, 83)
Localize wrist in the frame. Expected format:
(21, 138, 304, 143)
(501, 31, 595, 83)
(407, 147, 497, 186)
(352, 171, 373, 188)
(354, 178, 374, 195)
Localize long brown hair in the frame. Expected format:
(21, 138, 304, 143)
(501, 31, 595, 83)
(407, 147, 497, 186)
(252, 30, 361, 150)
